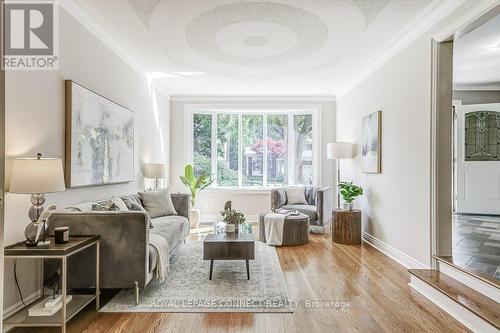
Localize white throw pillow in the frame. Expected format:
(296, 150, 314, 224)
(286, 186, 307, 205)
(138, 188, 177, 218)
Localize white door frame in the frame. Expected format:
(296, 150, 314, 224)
(430, 1, 500, 268)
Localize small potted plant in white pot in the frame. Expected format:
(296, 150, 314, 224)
(338, 181, 363, 211)
(220, 206, 246, 234)
(180, 164, 215, 228)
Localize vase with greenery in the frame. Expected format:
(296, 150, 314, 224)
(180, 164, 215, 228)
(338, 181, 363, 211)
(220, 201, 246, 233)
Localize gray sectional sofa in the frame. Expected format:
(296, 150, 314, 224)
(46, 193, 190, 298)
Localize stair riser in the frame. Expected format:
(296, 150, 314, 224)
(439, 262, 500, 302)
(410, 275, 498, 333)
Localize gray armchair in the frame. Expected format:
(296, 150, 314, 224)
(271, 186, 334, 232)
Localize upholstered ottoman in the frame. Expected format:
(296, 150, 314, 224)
(259, 212, 310, 246)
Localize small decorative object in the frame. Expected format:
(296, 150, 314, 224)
(240, 221, 253, 234)
(29, 265, 73, 316)
(338, 182, 363, 211)
(220, 201, 246, 234)
(144, 163, 166, 190)
(54, 227, 70, 244)
(225, 223, 236, 233)
(65, 80, 134, 188)
(214, 221, 227, 234)
(9, 153, 65, 246)
(362, 110, 382, 173)
(179, 164, 215, 228)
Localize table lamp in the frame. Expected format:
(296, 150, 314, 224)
(327, 142, 354, 209)
(144, 163, 166, 190)
(9, 153, 65, 246)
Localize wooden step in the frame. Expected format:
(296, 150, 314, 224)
(409, 269, 500, 330)
(434, 255, 500, 289)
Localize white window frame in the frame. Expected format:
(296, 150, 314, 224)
(186, 104, 321, 190)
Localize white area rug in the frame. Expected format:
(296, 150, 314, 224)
(100, 240, 292, 313)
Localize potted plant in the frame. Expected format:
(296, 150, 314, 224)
(180, 164, 215, 228)
(220, 201, 246, 233)
(338, 181, 363, 211)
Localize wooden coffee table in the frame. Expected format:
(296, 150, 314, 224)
(203, 233, 255, 280)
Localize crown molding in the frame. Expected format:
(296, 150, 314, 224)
(431, 0, 500, 42)
(59, 1, 172, 99)
(170, 95, 336, 103)
(336, 0, 471, 99)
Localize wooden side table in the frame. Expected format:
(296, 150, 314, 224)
(3, 235, 100, 333)
(332, 210, 361, 245)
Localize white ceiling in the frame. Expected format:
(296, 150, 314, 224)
(454, 13, 500, 89)
(76, 0, 437, 95)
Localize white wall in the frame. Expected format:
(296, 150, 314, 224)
(337, 34, 432, 267)
(335, 0, 486, 268)
(3, 8, 170, 312)
(170, 98, 336, 220)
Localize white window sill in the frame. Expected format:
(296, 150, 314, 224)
(202, 187, 279, 195)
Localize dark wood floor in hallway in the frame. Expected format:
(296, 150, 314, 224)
(12, 233, 469, 333)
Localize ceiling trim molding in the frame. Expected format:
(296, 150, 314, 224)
(170, 95, 336, 102)
(336, 0, 470, 99)
(453, 84, 500, 91)
(59, 1, 172, 99)
(431, 0, 500, 42)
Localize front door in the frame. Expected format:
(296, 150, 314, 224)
(456, 102, 500, 214)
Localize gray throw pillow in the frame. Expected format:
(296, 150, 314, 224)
(286, 186, 308, 205)
(121, 195, 144, 211)
(121, 195, 153, 229)
(138, 188, 177, 218)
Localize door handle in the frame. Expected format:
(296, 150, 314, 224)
(0, 189, 4, 212)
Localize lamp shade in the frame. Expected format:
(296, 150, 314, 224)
(9, 158, 65, 194)
(327, 142, 354, 159)
(144, 163, 166, 178)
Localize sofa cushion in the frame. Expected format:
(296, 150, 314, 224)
(138, 188, 177, 218)
(151, 215, 189, 255)
(286, 186, 307, 205)
(121, 195, 153, 229)
(281, 204, 318, 222)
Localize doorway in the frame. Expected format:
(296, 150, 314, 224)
(434, 6, 500, 281)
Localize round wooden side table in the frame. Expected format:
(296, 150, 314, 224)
(332, 209, 361, 245)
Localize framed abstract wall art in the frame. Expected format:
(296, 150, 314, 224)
(65, 80, 134, 187)
(362, 110, 381, 174)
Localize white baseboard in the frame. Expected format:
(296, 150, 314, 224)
(201, 214, 259, 223)
(2, 290, 42, 319)
(438, 261, 500, 302)
(410, 275, 498, 333)
(362, 232, 427, 269)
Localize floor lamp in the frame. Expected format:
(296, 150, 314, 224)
(327, 142, 354, 209)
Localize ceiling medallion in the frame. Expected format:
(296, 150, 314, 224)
(185, 1, 328, 67)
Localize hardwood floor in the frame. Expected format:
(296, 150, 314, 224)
(11, 232, 469, 333)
